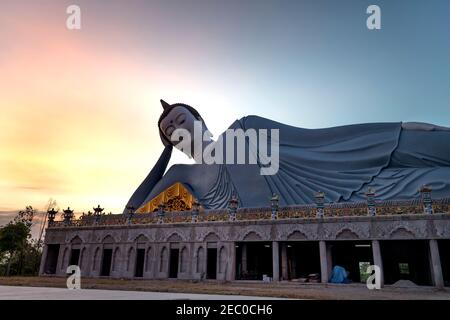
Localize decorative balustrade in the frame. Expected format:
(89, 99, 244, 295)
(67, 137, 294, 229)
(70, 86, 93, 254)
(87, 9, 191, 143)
(47, 196, 450, 228)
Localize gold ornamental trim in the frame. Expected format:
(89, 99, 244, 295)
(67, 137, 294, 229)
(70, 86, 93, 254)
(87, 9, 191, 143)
(136, 182, 195, 213)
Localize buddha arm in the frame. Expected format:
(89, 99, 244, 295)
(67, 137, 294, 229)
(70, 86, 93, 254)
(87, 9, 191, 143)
(123, 145, 173, 212)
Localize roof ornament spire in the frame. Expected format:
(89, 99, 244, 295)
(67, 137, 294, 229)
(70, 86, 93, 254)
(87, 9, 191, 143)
(160, 99, 170, 110)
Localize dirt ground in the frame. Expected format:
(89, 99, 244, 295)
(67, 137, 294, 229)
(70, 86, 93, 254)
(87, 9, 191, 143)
(0, 276, 449, 300)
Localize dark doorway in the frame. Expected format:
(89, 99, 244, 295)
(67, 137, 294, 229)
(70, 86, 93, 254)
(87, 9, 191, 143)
(135, 248, 145, 277)
(329, 241, 373, 283)
(381, 240, 432, 286)
(439, 240, 450, 287)
(285, 242, 320, 280)
(207, 248, 217, 279)
(100, 249, 113, 276)
(169, 249, 179, 278)
(69, 249, 80, 266)
(235, 242, 272, 280)
(44, 244, 60, 274)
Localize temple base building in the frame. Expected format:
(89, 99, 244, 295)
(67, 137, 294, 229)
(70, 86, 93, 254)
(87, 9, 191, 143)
(39, 101, 450, 288)
(40, 191, 450, 288)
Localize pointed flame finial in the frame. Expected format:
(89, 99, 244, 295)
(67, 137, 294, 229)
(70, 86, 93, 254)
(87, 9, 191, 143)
(160, 99, 170, 110)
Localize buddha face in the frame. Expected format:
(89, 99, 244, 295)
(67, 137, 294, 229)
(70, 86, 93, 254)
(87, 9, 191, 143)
(159, 106, 212, 158)
(159, 106, 198, 141)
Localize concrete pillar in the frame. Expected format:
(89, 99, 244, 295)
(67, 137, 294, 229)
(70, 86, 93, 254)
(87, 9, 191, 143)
(281, 243, 288, 280)
(371, 240, 384, 287)
(429, 239, 444, 288)
(241, 243, 247, 273)
(319, 241, 329, 283)
(272, 241, 280, 281)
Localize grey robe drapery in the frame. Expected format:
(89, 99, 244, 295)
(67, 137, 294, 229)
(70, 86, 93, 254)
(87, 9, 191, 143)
(237, 116, 402, 205)
(128, 116, 450, 210)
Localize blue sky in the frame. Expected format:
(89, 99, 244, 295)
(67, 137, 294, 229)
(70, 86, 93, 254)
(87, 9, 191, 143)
(1, 0, 449, 217)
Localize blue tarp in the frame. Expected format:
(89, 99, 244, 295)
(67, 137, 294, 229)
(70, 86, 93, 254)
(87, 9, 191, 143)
(329, 265, 351, 284)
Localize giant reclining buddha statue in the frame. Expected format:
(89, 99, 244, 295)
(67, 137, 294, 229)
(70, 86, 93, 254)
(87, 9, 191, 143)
(124, 100, 450, 213)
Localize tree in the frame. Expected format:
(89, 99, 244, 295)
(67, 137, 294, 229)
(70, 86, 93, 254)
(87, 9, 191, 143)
(0, 206, 37, 276)
(0, 222, 29, 276)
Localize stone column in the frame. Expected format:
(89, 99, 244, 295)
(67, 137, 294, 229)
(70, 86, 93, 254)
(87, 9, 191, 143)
(56, 245, 68, 276)
(319, 241, 329, 283)
(281, 243, 288, 280)
(241, 243, 247, 274)
(216, 242, 222, 280)
(202, 242, 208, 278)
(326, 244, 333, 278)
(429, 239, 444, 288)
(39, 244, 49, 275)
(272, 241, 280, 281)
(227, 242, 236, 281)
(371, 240, 384, 287)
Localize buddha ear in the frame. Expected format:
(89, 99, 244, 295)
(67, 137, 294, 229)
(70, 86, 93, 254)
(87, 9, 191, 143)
(160, 99, 170, 110)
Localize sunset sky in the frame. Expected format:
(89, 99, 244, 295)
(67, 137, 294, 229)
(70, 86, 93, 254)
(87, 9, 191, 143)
(1, 0, 450, 223)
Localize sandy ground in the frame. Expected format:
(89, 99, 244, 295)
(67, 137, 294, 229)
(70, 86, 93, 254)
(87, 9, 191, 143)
(0, 286, 285, 300)
(0, 276, 449, 300)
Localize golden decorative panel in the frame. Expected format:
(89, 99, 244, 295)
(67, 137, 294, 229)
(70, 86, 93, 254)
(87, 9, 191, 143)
(136, 182, 195, 213)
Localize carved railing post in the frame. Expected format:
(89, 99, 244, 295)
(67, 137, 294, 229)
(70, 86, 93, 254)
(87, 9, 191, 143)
(314, 191, 325, 218)
(93, 205, 104, 225)
(126, 205, 135, 225)
(228, 195, 239, 222)
(47, 208, 58, 227)
(420, 185, 433, 214)
(191, 200, 200, 223)
(157, 203, 165, 224)
(270, 193, 279, 220)
(62, 207, 74, 226)
(365, 188, 377, 216)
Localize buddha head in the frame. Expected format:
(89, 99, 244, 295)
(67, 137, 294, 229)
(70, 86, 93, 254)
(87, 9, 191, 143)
(158, 100, 212, 158)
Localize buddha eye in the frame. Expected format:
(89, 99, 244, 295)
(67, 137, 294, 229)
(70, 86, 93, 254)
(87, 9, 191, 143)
(176, 113, 186, 125)
(165, 125, 175, 137)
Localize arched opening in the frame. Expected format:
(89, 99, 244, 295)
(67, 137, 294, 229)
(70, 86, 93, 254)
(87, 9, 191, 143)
(100, 236, 114, 277)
